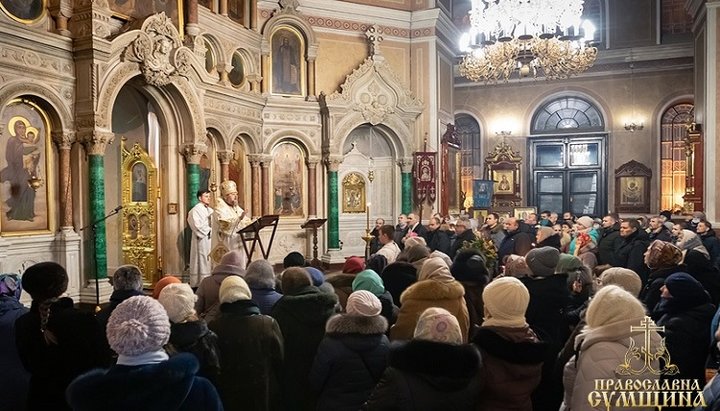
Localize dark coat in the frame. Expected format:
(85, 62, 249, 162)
(377, 290, 398, 326)
(649, 226, 672, 243)
(640, 265, 684, 316)
(449, 228, 477, 259)
(271, 285, 338, 411)
(425, 229, 451, 255)
(498, 230, 533, 264)
(380, 262, 417, 307)
(14, 297, 110, 411)
(310, 314, 390, 411)
(405, 223, 428, 239)
(0, 296, 29, 411)
(459, 280, 485, 331)
(536, 234, 561, 251)
(95, 289, 145, 333)
(250, 287, 283, 315)
(473, 326, 547, 411)
(362, 340, 483, 410)
(597, 223, 621, 265)
(66, 353, 223, 411)
(208, 299, 284, 411)
(614, 229, 650, 283)
(700, 230, 720, 267)
(167, 319, 221, 386)
(684, 250, 720, 306)
(393, 224, 408, 249)
(326, 273, 356, 310)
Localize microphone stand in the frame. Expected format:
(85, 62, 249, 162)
(80, 206, 123, 312)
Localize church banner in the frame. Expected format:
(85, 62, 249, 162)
(413, 152, 437, 205)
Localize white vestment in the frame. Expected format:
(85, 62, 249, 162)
(213, 198, 252, 256)
(187, 202, 214, 287)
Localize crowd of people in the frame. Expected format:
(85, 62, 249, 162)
(4, 208, 720, 410)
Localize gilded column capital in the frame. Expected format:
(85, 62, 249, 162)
(217, 150, 233, 164)
(324, 155, 344, 172)
(398, 157, 414, 173)
(247, 153, 263, 167)
(182, 143, 207, 164)
(80, 130, 115, 155)
(52, 131, 77, 150)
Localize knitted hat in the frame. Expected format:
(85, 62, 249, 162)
(245, 259, 276, 289)
(112, 265, 144, 291)
(366, 254, 388, 274)
(599, 267, 643, 297)
(644, 240, 683, 269)
(0, 274, 21, 300)
(106, 296, 171, 356)
(451, 249, 489, 282)
(664, 272, 710, 306)
(281, 267, 312, 295)
(283, 251, 307, 268)
(555, 254, 584, 274)
(22, 262, 68, 301)
(417, 256, 454, 283)
(536, 226, 556, 244)
(576, 216, 594, 229)
(306, 267, 325, 286)
(158, 283, 197, 323)
(504, 255, 532, 278)
(219, 275, 252, 303)
(211, 249, 247, 276)
(346, 290, 382, 317)
(352, 269, 385, 296)
(413, 307, 463, 345)
(525, 247, 560, 277)
(586, 285, 645, 328)
(152, 276, 181, 299)
(342, 256, 365, 274)
(482, 276, 529, 328)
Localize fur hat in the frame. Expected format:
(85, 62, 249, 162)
(576, 216, 594, 229)
(158, 283, 197, 323)
(112, 265, 144, 291)
(586, 285, 645, 328)
(152, 276, 181, 299)
(283, 251, 307, 268)
(212, 249, 247, 276)
(599, 267, 643, 297)
(482, 276, 529, 328)
(106, 296, 171, 356)
(346, 290, 382, 317)
(352, 269, 385, 296)
(413, 307, 463, 345)
(342, 256, 365, 274)
(525, 247, 560, 277)
(306, 267, 325, 286)
(219, 275, 252, 303)
(645, 240, 683, 269)
(245, 259, 276, 289)
(451, 249, 489, 282)
(281, 267, 312, 295)
(22, 262, 68, 301)
(220, 180, 238, 196)
(536, 226, 556, 244)
(504, 255, 532, 278)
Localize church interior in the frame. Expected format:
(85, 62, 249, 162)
(0, 0, 714, 307)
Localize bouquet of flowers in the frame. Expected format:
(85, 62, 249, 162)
(575, 232, 592, 255)
(461, 233, 498, 273)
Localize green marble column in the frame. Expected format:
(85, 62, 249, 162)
(401, 172, 412, 215)
(187, 163, 200, 210)
(327, 170, 339, 248)
(89, 154, 107, 279)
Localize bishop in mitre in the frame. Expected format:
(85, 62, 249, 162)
(212, 180, 252, 265)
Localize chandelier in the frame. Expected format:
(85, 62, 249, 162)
(459, 0, 598, 82)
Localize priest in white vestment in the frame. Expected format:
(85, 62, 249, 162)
(187, 190, 214, 287)
(213, 180, 252, 265)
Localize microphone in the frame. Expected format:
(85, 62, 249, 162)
(113, 205, 123, 213)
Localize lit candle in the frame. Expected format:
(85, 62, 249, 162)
(366, 202, 371, 231)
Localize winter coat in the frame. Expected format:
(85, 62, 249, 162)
(14, 297, 111, 411)
(450, 228, 478, 259)
(209, 299, 284, 411)
(649, 226, 672, 243)
(393, 224, 408, 248)
(250, 287, 283, 315)
(362, 339, 483, 410)
(597, 223, 621, 265)
(537, 234, 562, 250)
(459, 280, 485, 330)
(425, 229, 451, 256)
(310, 314, 390, 411)
(377, 291, 398, 327)
(380, 262, 417, 307)
(700, 230, 720, 268)
(95, 288, 145, 333)
(326, 273, 356, 310)
(167, 319, 221, 386)
(196, 272, 238, 321)
(614, 230, 651, 283)
(640, 265, 684, 316)
(66, 353, 223, 411)
(498, 230, 533, 264)
(271, 285, 338, 411)
(562, 317, 662, 411)
(0, 296, 29, 411)
(473, 326, 546, 411)
(389, 279, 470, 343)
(684, 250, 720, 306)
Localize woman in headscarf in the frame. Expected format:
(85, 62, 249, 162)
(555, 254, 593, 328)
(352, 269, 397, 326)
(640, 240, 684, 314)
(676, 229, 710, 259)
(389, 257, 470, 342)
(0, 274, 29, 411)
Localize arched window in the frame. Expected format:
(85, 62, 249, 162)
(531, 96, 604, 134)
(660, 103, 694, 211)
(454, 114, 482, 208)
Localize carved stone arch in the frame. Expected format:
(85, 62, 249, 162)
(204, 119, 229, 148)
(228, 125, 260, 153)
(270, 137, 311, 158)
(0, 81, 73, 133)
(264, 129, 318, 156)
(200, 33, 223, 71)
(228, 48, 258, 79)
(334, 114, 411, 159)
(260, 7, 318, 58)
(205, 127, 226, 151)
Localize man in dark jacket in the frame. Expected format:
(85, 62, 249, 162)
(614, 219, 650, 283)
(497, 217, 533, 266)
(597, 213, 621, 265)
(393, 214, 407, 248)
(697, 220, 720, 268)
(648, 216, 672, 242)
(449, 216, 477, 258)
(425, 216, 451, 255)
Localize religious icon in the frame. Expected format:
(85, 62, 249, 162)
(494, 170, 514, 194)
(271, 29, 303, 95)
(1, 116, 40, 221)
(272, 142, 304, 217)
(131, 163, 148, 202)
(0, 0, 45, 23)
(621, 177, 644, 205)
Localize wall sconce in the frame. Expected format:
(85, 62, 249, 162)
(624, 122, 644, 132)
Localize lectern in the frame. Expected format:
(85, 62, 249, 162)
(237, 215, 280, 261)
(301, 218, 327, 267)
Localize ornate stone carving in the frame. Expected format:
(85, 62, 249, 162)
(247, 154, 263, 167)
(80, 130, 115, 155)
(182, 143, 207, 164)
(365, 25, 384, 59)
(123, 13, 193, 87)
(278, 0, 300, 14)
(217, 150, 233, 164)
(397, 157, 414, 173)
(324, 155, 343, 172)
(51, 131, 77, 150)
(354, 81, 395, 125)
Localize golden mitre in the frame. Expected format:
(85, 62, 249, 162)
(221, 180, 238, 196)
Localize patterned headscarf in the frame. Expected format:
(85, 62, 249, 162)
(0, 274, 22, 300)
(645, 240, 683, 269)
